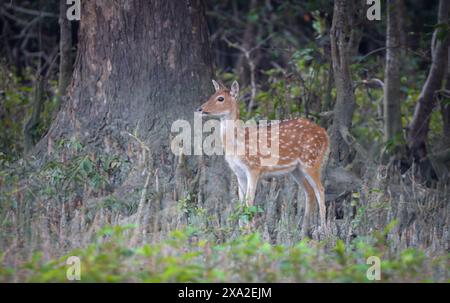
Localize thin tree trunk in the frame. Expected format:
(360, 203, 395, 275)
(24, 76, 44, 153)
(441, 59, 450, 148)
(383, 0, 404, 158)
(235, 0, 257, 85)
(24, 1, 45, 154)
(407, 0, 449, 175)
(329, 0, 358, 166)
(58, 0, 73, 99)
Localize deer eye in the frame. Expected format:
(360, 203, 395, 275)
(217, 96, 224, 102)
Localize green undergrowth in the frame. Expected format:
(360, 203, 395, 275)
(1, 224, 447, 283)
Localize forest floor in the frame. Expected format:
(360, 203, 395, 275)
(0, 142, 448, 282)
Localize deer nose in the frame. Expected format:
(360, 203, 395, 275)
(196, 107, 203, 112)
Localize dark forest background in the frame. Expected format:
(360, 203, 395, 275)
(0, 0, 448, 282)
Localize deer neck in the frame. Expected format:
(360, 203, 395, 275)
(220, 106, 241, 157)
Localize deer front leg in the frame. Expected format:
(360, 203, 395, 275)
(245, 170, 259, 207)
(229, 162, 247, 202)
(236, 173, 247, 202)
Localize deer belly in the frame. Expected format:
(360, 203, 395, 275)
(261, 163, 297, 178)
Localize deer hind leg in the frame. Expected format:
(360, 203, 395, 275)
(292, 169, 316, 238)
(301, 180, 317, 237)
(301, 167, 327, 233)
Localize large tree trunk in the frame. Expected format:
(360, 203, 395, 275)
(329, 0, 359, 166)
(36, 1, 230, 241)
(383, 0, 404, 156)
(47, 0, 215, 146)
(407, 0, 449, 175)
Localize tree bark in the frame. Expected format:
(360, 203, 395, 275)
(407, 0, 449, 166)
(235, 0, 257, 85)
(441, 58, 450, 148)
(383, 0, 404, 152)
(24, 76, 44, 154)
(329, 0, 359, 166)
(44, 0, 214, 151)
(58, 0, 73, 99)
(37, 1, 229, 221)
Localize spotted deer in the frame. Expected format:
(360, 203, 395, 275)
(197, 80, 330, 235)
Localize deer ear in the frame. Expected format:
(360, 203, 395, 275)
(212, 79, 220, 92)
(230, 80, 239, 99)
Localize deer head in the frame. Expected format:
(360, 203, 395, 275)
(196, 80, 240, 118)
